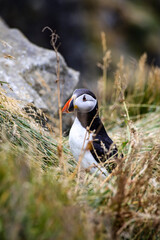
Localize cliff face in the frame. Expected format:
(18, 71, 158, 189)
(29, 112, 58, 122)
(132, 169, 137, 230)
(0, 18, 79, 120)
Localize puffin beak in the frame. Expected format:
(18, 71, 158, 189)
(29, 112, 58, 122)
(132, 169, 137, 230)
(62, 97, 74, 113)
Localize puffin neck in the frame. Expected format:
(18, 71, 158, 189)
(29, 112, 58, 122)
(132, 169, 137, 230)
(76, 104, 99, 130)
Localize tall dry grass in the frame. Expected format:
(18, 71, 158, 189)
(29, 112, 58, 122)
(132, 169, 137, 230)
(0, 32, 160, 239)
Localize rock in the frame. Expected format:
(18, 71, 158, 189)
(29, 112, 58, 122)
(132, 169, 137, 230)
(0, 18, 79, 120)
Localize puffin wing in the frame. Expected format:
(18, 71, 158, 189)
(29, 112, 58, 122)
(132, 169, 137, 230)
(89, 122, 118, 173)
(90, 136, 118, 173)
(90, 134, 113, 163)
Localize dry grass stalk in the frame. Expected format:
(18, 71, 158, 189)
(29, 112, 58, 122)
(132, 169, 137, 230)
(42, 27, 66, 174)
(135, 53, 147, 93)
(98, 32, 112, 104)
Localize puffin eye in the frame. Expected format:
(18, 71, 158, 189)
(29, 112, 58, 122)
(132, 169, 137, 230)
(83, 95, 87, 102)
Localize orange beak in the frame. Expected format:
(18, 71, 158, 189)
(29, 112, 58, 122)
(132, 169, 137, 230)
(62, 97, 73, 113)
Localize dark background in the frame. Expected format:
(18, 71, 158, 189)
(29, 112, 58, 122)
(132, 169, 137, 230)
(1, 0, 160, 87)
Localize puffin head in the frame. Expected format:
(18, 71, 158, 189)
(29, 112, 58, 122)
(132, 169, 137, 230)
(62, 89, 98, 114)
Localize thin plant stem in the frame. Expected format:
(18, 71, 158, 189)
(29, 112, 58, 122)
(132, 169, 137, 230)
(42, 27, 66, 174)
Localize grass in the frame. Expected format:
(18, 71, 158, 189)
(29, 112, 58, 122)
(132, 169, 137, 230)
(0, 47, 160, 239)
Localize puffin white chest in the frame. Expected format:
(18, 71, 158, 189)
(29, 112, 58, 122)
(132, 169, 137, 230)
(69, 117, 109, 177)
(69, 117, 110, 178)
(69, 117, 92, 162)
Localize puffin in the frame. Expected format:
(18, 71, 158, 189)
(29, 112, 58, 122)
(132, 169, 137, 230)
(62, 88, 118, 177)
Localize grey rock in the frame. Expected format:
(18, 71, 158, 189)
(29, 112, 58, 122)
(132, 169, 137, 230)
(0, 18, 79, 118)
